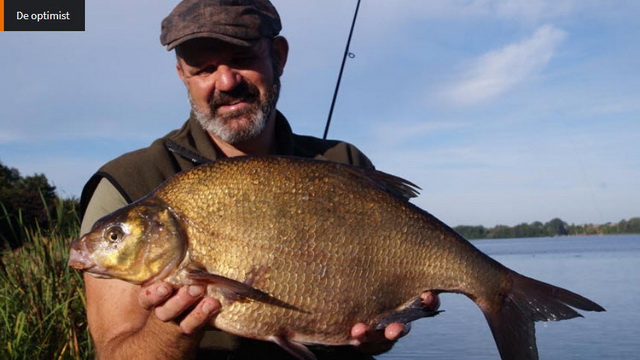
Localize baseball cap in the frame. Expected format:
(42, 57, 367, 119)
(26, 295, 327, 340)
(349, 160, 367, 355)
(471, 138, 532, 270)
(160, 0, 282, 51)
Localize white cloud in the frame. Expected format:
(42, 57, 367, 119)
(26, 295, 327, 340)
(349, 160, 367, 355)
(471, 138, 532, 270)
(442, 24, 566, 106)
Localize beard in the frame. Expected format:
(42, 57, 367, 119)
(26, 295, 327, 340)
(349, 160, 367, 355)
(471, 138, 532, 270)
(191, 76, 280, 145)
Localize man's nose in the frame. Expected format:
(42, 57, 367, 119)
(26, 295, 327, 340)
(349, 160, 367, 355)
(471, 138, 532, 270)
(215, 65, 242, 92)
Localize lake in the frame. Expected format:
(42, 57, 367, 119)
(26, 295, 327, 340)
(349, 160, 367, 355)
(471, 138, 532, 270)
(378, 234, 640, 359)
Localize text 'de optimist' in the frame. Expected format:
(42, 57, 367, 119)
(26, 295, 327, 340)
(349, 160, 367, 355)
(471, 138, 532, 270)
(2, 0, 84, 31)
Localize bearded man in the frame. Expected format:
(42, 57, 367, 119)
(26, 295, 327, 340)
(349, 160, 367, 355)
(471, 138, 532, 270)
(79, 1, 439, 358)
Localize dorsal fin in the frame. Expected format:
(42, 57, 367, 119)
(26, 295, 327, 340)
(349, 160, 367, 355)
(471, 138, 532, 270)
(216, 156, 422, 201)
(342, 165, 421, 200)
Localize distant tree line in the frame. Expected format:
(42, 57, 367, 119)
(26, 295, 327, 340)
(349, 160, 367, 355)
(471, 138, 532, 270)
(0, 161, 79, 248)
(454, 217, 640, 240)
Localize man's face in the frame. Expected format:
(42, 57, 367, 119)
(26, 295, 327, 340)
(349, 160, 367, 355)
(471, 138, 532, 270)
(176, 38, 285, 145)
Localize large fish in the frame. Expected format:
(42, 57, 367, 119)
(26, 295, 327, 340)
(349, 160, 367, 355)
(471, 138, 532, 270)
(69, 156, 604, 359)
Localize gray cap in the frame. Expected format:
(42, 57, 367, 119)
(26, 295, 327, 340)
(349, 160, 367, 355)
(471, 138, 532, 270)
(160, 0, 282, 50)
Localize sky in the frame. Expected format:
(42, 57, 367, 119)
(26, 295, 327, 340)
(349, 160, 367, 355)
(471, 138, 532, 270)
(1, 0, 638, 227)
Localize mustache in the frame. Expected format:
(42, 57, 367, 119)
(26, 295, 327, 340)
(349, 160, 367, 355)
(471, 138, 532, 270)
(210, 81, 260, 109)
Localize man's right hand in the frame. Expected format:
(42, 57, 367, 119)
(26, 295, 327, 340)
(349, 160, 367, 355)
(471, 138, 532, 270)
(85, 274, 217, 359)
(138, 282, 221, 334)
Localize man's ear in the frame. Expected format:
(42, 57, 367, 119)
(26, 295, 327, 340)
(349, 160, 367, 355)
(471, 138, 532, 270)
(175, 61, 185, 82)
(272, 36, 289, 77)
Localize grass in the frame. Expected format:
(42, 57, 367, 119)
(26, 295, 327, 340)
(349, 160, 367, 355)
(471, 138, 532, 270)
(1, 201, 92, 359)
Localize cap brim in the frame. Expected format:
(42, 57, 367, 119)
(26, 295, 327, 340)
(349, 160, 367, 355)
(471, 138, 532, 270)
(166, 32, 256, 51)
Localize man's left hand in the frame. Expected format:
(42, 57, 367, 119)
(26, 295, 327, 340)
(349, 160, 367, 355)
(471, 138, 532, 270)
(350, 291, 440, 354)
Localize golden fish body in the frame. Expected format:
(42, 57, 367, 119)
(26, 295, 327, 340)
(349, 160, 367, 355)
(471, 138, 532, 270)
(164, 159, 484, 344)
(69, 156, 604, 360)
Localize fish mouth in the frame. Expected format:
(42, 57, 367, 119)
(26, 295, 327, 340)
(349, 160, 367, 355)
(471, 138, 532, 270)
(67, 248, 112, 279)
(68, 247, 96, 271)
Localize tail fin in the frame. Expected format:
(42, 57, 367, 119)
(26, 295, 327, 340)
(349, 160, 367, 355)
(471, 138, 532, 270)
(480, 272, 605, 360)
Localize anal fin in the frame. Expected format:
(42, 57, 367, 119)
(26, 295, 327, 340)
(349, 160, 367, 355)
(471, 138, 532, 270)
(269, 335, 317, 360)
(374, 296, 442, 331)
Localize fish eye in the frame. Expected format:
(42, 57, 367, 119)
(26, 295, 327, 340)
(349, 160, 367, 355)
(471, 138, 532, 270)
(104, 225, 125, 243)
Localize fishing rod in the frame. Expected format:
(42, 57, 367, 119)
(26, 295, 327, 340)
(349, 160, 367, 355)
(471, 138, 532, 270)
(323, 0, 362, 140)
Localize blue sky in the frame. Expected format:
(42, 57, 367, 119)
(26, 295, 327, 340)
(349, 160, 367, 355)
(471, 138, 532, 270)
(1, 0, 638, 227)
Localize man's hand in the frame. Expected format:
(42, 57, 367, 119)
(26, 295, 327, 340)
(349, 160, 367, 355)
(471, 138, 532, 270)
(350, 291, 440, 354)
(139, 282, 221, 335)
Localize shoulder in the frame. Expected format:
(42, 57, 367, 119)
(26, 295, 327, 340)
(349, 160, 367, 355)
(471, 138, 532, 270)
(80, 138, 175, 218)
(80, 123, 195, 219)
(80, 177, 127, 234)
(105, 137, 179, 196)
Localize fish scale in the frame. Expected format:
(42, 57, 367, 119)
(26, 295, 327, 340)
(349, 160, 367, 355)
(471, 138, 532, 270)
(69, 156, 605, 360)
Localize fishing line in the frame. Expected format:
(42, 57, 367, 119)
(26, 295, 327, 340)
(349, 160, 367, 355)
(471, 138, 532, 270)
(323, 0, 362, 140)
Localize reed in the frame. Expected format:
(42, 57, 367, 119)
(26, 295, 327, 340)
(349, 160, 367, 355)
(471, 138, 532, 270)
(1, 201, 92, 359)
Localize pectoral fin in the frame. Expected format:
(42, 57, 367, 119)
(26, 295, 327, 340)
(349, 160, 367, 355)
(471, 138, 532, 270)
(186, 270, 305, 312)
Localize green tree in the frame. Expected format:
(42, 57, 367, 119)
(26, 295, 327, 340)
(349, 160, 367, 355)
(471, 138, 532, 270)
(454, 225, 488, 239)
(0, 161, 57, 248)
(489, 225, 514, 239)
(545, 218, 568, 236)
(627, 218, 640, 233)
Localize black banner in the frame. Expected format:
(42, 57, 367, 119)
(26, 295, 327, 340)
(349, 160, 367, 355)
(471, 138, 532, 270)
(4, 0, 84, 31)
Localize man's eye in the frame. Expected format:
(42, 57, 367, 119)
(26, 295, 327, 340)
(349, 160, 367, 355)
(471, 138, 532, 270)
(196, 65, 216, 75)
(231, 56, 254, 68)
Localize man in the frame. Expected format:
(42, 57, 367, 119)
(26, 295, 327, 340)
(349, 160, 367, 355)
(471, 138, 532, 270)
(80, 0, 439, 358)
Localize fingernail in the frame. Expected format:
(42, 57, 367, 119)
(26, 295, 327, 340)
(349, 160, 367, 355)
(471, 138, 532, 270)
(202, 301, 214, 314)
(156, 284, 169, 297)
(188, 285, 203, 297)
(388, 327, 401, 338)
